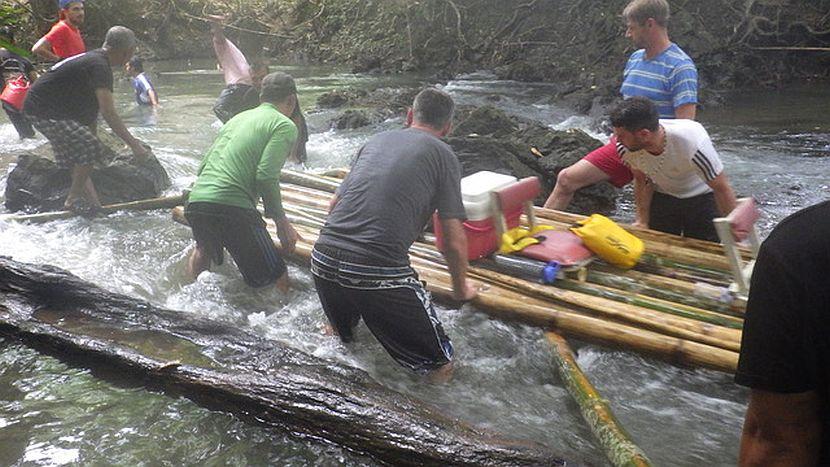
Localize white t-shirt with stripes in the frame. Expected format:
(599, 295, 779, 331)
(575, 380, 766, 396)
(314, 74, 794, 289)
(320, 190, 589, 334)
(618, 119, 723, 199)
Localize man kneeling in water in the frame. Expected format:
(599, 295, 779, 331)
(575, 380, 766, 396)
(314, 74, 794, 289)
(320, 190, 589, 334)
(185, 72, 301, 293)
(311, 88, 476, 382)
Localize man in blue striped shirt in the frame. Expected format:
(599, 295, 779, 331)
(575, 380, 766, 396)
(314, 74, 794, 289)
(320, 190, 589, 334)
(545, 0, 698, 211)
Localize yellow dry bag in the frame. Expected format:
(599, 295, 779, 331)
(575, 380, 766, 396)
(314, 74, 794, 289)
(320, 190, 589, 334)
(570, 214, 644, 269)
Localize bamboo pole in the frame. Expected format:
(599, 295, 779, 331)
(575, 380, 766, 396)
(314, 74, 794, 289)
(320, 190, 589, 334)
(1, 194, 187, 224)
(171, 207, 740, 372)
(545, 332, 652, 467)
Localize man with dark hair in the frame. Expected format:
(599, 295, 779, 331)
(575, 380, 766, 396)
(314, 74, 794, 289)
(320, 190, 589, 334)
(208, 15, 308, 164)
(0, 27, 37, 139)
(545, 0, 698, 210)
(32, 0, 86, 61)
(125, 57, 159, 107)
(610, 97, 736, 241)
(185, 72, 300, 293)
(24, 26, 149, 212)
(736, 200, 830, 466)
(311, 87, 476, 382)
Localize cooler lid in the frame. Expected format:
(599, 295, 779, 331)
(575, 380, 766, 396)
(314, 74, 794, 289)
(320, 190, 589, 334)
(461, 171, 517, 204)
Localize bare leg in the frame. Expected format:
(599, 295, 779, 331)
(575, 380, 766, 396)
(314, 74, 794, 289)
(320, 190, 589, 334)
(543, 160, 611, 211)
(83, 176, 102, 208)
(275, 272, 290, 294)
(427, 361, 454, 384)
(64, 164, 95, 210)
(186, 244, 211, 281)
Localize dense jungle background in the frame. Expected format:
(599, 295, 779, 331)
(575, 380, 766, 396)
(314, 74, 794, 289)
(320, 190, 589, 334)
(3, 0, 830, 109)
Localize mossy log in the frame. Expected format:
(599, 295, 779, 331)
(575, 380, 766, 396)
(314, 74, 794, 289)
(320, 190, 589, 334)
(0, 257, 572, 467)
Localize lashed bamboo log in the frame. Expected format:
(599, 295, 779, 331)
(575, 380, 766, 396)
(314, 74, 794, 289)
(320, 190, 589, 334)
(546, 332, 652, 467)
(173, 208, 740, 372)
(1, 194, 187, 224)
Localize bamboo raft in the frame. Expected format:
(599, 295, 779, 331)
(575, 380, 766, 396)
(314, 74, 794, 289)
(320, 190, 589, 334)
(269, 170, 746, 373)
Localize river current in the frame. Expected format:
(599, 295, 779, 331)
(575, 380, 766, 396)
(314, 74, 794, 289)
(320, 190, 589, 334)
(0, 61, 828, 466)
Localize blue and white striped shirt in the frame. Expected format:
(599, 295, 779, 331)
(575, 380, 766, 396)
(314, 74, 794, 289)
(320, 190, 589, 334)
(132, 72, 155, 106)
(621, 43, 698, 119)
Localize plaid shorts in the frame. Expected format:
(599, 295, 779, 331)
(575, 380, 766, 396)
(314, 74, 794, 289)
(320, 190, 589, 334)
(28, 115, 111, 169)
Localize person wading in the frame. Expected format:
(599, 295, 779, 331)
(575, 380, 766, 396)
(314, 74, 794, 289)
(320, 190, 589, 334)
(0, 27, 38, 139)
(610, 97, 737, 241)
(184, 72, 301, 294)
(32, 0, 87, 62)
(23, 26, 149, 213)
(544, 0, 698, 211)
(311, 87, 477, 383)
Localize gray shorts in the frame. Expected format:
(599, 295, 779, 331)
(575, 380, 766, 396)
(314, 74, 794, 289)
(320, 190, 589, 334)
(28, 115, 112, 169)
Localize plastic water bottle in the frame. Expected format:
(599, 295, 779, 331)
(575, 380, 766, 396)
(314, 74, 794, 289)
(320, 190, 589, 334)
(693, 282, 732, 303)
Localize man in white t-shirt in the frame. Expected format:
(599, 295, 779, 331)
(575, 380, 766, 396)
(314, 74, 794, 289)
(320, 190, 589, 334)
(611, 96, 737, 241)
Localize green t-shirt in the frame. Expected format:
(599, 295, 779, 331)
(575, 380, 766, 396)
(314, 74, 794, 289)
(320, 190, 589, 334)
(188, 103, 298, 218)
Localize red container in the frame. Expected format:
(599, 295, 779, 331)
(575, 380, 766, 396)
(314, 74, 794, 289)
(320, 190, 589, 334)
(434, 207, 522, 260)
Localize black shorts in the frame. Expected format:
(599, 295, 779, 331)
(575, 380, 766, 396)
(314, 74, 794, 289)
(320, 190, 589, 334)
(185, 202, 287, 288)
(311, 246, 453, 373)
(649, 191, 720, 241)
(213, 84, 259, 124)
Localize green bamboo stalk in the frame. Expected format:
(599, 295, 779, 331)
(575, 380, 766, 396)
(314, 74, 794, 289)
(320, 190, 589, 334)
(546, 332, 652, 467)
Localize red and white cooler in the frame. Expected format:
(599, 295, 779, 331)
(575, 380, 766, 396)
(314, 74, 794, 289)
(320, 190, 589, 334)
(435, 171, 522, 260)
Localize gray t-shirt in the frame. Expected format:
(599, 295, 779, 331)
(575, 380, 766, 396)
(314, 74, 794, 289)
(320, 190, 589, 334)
(317, 128, 466, 266)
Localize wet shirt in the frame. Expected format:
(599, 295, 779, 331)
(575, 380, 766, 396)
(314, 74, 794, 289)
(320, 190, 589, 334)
(316, 128, 466, 266)
(0, 49, 34, 89)
(618, 119, 722, 199)
(43, 20, 85, 59)
(188, 103, 298, 218)
(23, 49, 112, 126)
(735, 200, 830, 463)
(132, 72, 155, 105)
(621, 43, 698, 119)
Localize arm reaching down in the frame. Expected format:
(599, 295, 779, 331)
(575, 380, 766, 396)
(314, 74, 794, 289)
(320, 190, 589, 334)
(96, 88, 149, 159)
(32, 37, 59, 62)
(707, 172, 738, 217)
(440, 218, 477, 301)
(632, 169, 654, 228)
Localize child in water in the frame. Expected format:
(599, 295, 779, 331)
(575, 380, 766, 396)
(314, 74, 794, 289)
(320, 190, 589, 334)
(125, 57, 159, 108)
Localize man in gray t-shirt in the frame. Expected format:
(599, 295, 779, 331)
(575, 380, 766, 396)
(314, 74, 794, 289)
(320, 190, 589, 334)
(311, 88, 476, 382)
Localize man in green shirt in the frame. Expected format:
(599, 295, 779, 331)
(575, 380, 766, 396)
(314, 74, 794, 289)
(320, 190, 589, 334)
(185, 72, 300, 292)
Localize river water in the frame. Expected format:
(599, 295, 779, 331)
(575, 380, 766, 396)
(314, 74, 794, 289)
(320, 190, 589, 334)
(0, 61, 828, 466)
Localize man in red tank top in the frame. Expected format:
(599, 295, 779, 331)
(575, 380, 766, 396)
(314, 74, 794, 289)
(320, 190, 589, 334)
(32, 0, 86, 61)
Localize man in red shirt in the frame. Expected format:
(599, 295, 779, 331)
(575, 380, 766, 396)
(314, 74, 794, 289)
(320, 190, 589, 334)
(32, 0, 86, 61)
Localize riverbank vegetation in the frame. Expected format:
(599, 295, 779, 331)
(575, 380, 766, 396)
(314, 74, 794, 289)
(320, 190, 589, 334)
(7, 0, 830, 105)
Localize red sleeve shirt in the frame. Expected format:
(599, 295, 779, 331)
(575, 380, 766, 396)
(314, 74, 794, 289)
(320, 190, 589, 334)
(43, 20, 86, 59)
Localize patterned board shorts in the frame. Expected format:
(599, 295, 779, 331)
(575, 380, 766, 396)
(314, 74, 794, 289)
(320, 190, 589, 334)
(27, 115, 111, 169)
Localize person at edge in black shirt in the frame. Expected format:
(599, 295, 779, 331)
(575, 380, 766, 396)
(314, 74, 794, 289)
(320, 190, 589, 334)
(0, 27, 37, 139)
(736, 200, 830, 466)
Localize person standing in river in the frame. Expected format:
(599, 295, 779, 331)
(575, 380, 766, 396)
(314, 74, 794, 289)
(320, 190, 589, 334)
(32, 0, 86, 62)
(310, 87, 476, 383)
(23, 26, 149, 213)
(609, 97, 735, 241)
(0, 27, 37, 139)
(185, 72, 301, 294)
(735, 200, 830, 466)
(544, 0, 698, 211)
(208, 14, 309, 164)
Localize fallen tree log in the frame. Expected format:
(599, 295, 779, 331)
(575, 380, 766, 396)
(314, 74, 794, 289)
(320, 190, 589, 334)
(0, 257, 573, 467)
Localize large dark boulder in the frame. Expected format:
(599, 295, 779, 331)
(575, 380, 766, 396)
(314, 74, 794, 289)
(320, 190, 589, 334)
(4, 140, 171, 213)
(448, 106, 618, 215)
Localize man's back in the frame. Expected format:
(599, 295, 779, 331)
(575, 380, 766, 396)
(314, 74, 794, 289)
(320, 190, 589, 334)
(318, 128, 465, 266)
(736, 200, 830, 462)
(23, 49, 111, 125)
(189, 103, 297, 211)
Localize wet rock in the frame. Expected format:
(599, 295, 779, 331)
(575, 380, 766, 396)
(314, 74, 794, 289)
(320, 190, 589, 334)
(4, 138, 171, 213)
(454, 106, 518, 138)
(448, 106, 618, 215)
(331, 109, 372, 130)
(316, 88, 368, 108)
